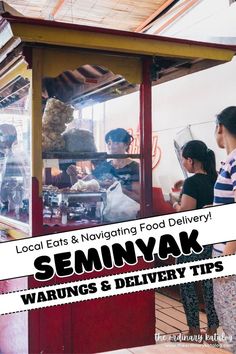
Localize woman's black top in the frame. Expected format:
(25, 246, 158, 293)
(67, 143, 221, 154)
(182, 173, 214, 209)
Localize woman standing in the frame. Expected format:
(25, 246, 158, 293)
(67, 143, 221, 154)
(172, 140, 219, 342)
(213, 106, 236, 353)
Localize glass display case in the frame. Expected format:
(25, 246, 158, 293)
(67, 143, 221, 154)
(40, 63, 142, 230)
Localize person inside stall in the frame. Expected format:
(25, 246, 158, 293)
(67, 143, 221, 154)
(93, 128, 140, 202)
(66, 128, 140, 202)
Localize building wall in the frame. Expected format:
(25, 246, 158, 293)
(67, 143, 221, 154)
(103, 57, 236, 194)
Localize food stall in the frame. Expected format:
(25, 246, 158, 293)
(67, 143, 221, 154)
(0, 8, 236, 353)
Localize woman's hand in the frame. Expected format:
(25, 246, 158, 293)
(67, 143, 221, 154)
(169, 193, 179, 204)
(173, 179, 184, 191)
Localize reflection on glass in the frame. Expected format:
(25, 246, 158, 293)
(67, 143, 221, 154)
(0, 76, 30, 224)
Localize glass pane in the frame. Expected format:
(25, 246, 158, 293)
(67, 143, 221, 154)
(0, 76, 31, 224)
(0, 277, 28, 354)
(42, 64, 140, 227)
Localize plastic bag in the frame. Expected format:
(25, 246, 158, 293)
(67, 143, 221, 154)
(103, 181, 140, 222)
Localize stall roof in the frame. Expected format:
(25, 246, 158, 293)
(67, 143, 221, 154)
(0, 13, 236, 107)
(1, 13, 236, 61)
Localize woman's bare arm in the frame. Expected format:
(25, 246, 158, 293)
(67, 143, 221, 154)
(174, 194, 197, 212)
(223, 241, 236, 256)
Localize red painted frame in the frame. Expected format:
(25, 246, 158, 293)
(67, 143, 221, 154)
(140, 57, 153, 217)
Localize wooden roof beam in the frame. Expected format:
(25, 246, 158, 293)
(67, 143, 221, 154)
(134, 0, 177, 33)
(50, 0, 66, 20)
(153, 0, 200, 35)
(140, 0, 195, 33)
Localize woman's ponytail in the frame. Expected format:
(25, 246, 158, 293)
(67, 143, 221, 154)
(203, 149, 217, 184)
(182, 140, 217, 184)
